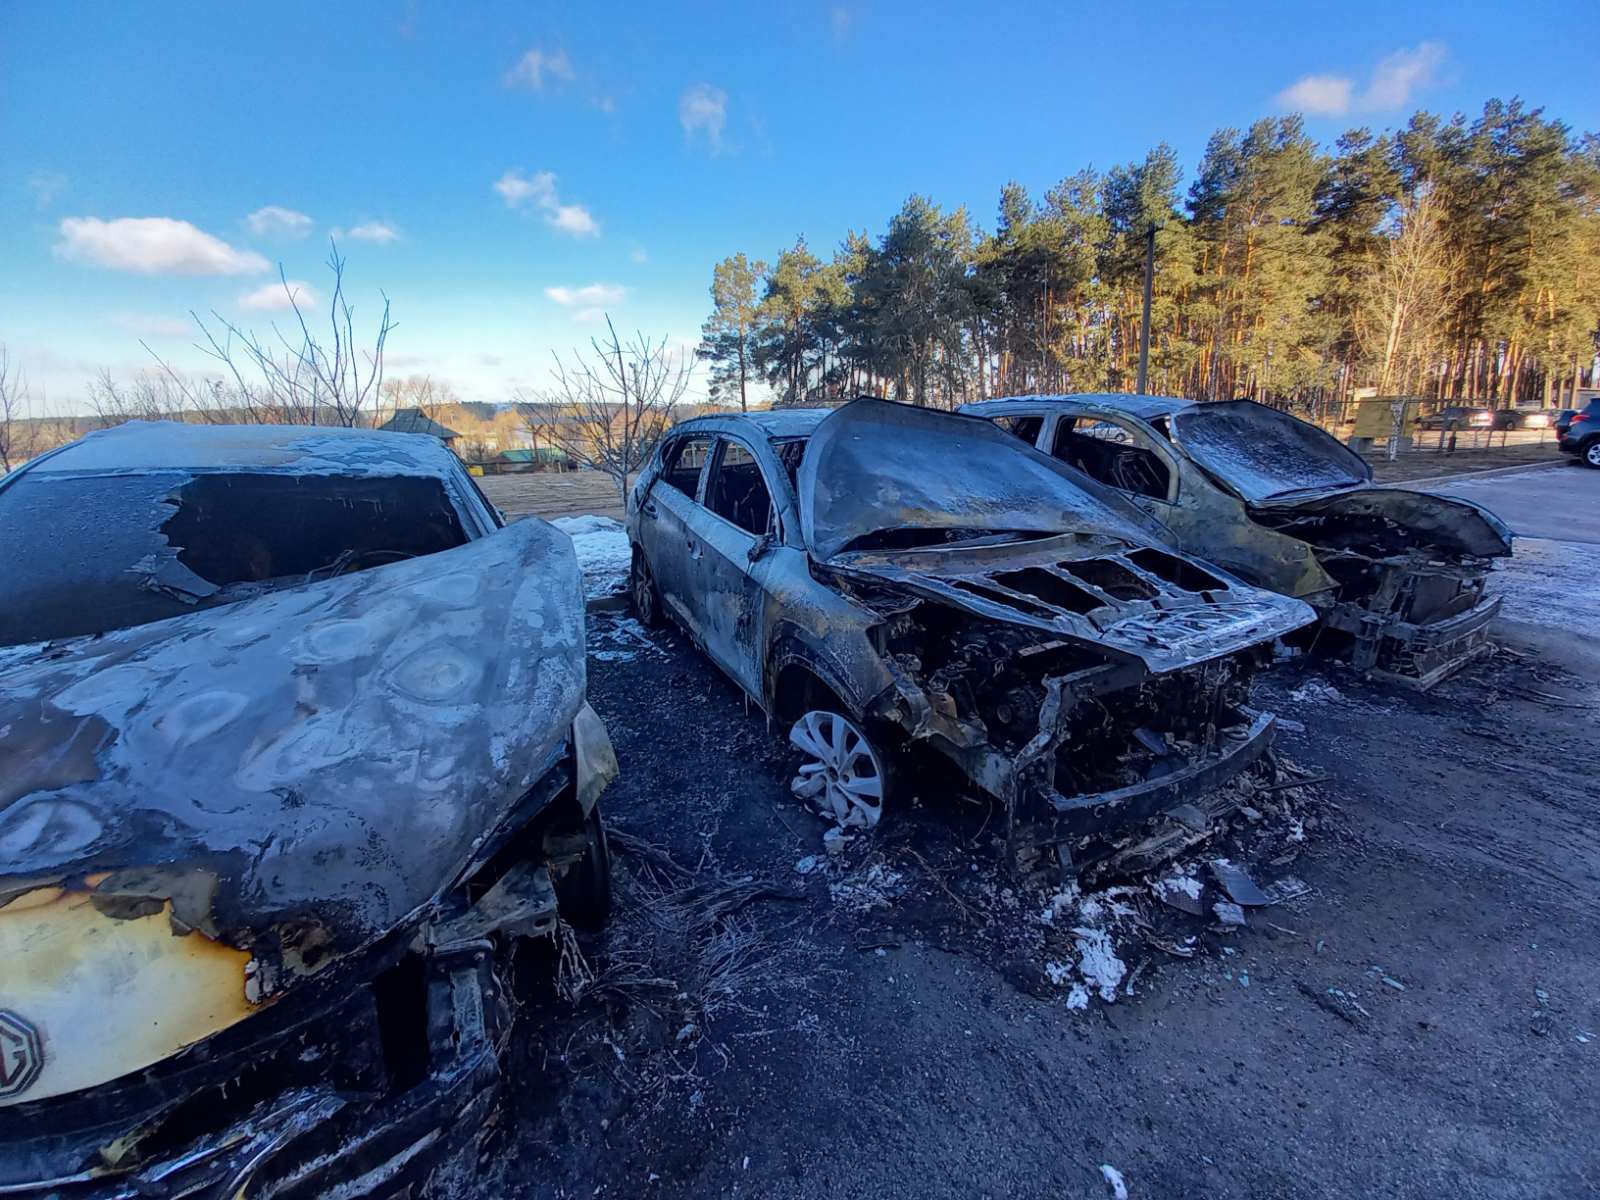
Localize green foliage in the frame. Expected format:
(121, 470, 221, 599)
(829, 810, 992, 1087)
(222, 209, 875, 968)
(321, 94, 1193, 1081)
(700, 98, 1600, 411)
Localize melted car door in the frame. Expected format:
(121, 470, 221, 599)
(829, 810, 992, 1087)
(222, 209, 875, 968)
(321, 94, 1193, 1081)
(638, 435, 713, 627)
(689, 437, 777, 698)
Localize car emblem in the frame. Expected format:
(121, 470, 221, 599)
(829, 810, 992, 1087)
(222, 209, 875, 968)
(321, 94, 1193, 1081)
(0, 1010, 44, 1099)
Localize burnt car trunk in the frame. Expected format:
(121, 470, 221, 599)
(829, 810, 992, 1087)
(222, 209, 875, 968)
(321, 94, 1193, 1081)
(1248, 487, 1509, 686)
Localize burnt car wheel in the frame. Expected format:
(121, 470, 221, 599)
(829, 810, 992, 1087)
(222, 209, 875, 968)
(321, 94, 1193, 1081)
(631, 551, 663, 627)
(555, 804, 613, 929)
(788, 710, 888, 828)
(1584, 439, 1600, 469)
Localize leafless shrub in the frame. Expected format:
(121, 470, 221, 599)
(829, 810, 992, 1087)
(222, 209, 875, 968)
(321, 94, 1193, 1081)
(515, 317, 691, 502)
(0, 345, 34, 472)
(154, 242, 394, 427)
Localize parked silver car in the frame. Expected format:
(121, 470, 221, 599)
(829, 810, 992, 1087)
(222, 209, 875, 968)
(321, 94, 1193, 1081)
(626, 399, 1314, 871)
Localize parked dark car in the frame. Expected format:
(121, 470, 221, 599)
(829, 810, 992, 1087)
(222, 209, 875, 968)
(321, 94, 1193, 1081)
(0, 422, 616, 1198)
(626, 399, 1313, 873)
(1490, 406, 1556, 432)
(1558, 399, 1600, 467)
(964, 395, 1513, 688)
(1418, 405, 1494, 432)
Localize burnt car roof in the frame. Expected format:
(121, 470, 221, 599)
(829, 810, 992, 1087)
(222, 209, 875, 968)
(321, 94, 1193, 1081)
(669, 407, 834, 441)
(965, 393, 1196, 422)
(11, 420, 462, 482)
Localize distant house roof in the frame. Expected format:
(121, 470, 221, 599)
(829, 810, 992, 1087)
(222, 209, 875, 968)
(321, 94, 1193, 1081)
(378, 408, 461, 441)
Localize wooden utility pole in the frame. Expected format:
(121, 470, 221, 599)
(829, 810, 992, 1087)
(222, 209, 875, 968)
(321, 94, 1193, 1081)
(1137, 224, 1157, 394)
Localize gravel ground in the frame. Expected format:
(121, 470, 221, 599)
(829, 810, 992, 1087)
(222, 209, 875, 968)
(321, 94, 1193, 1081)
(476, 596, 1600, 1200)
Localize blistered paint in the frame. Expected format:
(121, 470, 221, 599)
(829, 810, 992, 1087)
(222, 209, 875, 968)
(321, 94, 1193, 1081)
(0, 518, 586, 1016)
(0, 884, 256, 1105)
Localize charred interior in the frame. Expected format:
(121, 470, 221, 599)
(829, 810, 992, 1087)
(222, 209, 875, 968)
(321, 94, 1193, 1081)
(163, 473, 471, 591)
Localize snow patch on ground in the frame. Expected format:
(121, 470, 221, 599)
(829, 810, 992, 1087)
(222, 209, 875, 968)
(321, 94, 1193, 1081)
(829, 863, 905, 913)
(1491, 537, 1600, 630)
(587, 614, 661, 663)
(1072, 928, 1128, 1002)
(552, 514, 630, 600)
(1290, 677, 1344, 704)
(1037, 884, 1136, 1009)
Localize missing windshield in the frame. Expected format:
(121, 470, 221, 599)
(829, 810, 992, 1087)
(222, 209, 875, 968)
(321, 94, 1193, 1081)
(162, 473, 469, 588)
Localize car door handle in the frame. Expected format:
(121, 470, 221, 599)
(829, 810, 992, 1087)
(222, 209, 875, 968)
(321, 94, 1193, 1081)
(642, 500, 658, 519)
(687, 538, 703, 560)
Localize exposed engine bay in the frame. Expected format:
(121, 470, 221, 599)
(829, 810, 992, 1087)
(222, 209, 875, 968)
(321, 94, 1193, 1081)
(1250, 487, 1507, 686)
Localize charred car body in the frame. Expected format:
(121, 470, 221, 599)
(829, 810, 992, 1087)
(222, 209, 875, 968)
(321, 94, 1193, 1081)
(626, 399, 1313, 871)
(0, 423, 616, 1198)
(964, 395, 1514, 688)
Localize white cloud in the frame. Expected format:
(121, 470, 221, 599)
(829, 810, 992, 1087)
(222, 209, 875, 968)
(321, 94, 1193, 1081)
(1276, 74, 1355, 117)
(630, 245, 649, 264)
(1276, 42, 1447, 117)
(494, 169, 600, 238)
(830, 6, 853, 42)
(679, 83, 727, 151)
(345, 221, 402, 243)
(545, 283, 625, 308)
(246, 205, 313, 238)
(57, 217, 270, 275)
(548, 204, 599, 237)
(28, 171, 67, 209)
(113, 314, 191, 337)
(239, 279, 319, 312)
(1363, 42, 1447, 111)
(504, 46, 575, 91)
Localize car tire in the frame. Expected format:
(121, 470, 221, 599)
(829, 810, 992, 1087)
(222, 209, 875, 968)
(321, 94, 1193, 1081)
(630, 550, 662, 627)
(1585, 440, 1600, 470)
(788, 709, 894, 830)
(555, 804, 613, 929)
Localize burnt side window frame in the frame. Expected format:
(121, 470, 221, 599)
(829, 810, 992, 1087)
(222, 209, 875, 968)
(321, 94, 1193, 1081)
(656, 434, 715, 504)
(703, 435, 778, 540)
(1051, 413, 1179, 504)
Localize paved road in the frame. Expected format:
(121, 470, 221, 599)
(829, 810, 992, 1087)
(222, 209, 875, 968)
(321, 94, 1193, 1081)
(1423, 461, 1600, 544)
(1420, 461, 1600, 668)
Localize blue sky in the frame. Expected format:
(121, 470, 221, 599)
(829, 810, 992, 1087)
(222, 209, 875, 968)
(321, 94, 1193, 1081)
(3, 0, 1596, 411)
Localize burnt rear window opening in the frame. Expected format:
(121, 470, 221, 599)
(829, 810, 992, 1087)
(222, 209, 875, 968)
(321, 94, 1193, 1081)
(0, 471, 468, 647)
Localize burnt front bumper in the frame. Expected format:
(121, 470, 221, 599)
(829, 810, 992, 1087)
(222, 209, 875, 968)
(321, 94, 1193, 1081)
(1035, 709, 1277, 842)
(1325, 591, 1501, 689)
(0, 940, 505, 1200)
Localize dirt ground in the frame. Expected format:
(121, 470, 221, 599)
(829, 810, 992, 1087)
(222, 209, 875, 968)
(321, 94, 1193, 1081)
(477, 607, 1598, 1200)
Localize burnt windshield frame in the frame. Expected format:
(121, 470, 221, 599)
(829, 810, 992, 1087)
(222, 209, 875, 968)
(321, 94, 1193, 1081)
(1171, 400, 1370, 504)
(0, 469, 473, 647)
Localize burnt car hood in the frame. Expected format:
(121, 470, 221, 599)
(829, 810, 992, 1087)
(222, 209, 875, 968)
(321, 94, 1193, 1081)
(1252, 486, 1513, 558)
(0, 517, 585, 1096)
(1169, 399, 1373, 503)
(826, 534, 1314, 675)
(797, 397, 1174, 563)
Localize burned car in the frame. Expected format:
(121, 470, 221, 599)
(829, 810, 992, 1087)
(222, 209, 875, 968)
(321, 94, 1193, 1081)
(964, 395, 1514, 687)
(0, 422, 617, 1198)
(626, 399, 1313, 871)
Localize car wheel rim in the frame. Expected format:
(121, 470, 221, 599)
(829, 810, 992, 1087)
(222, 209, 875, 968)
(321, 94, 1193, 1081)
(1588, 443, 1600, 467)
(788, 710, 884, 829)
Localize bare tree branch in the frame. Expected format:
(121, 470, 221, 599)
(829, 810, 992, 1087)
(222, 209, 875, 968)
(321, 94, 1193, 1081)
(515, 318, 691, 501)
(0, 345, 35, 473)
